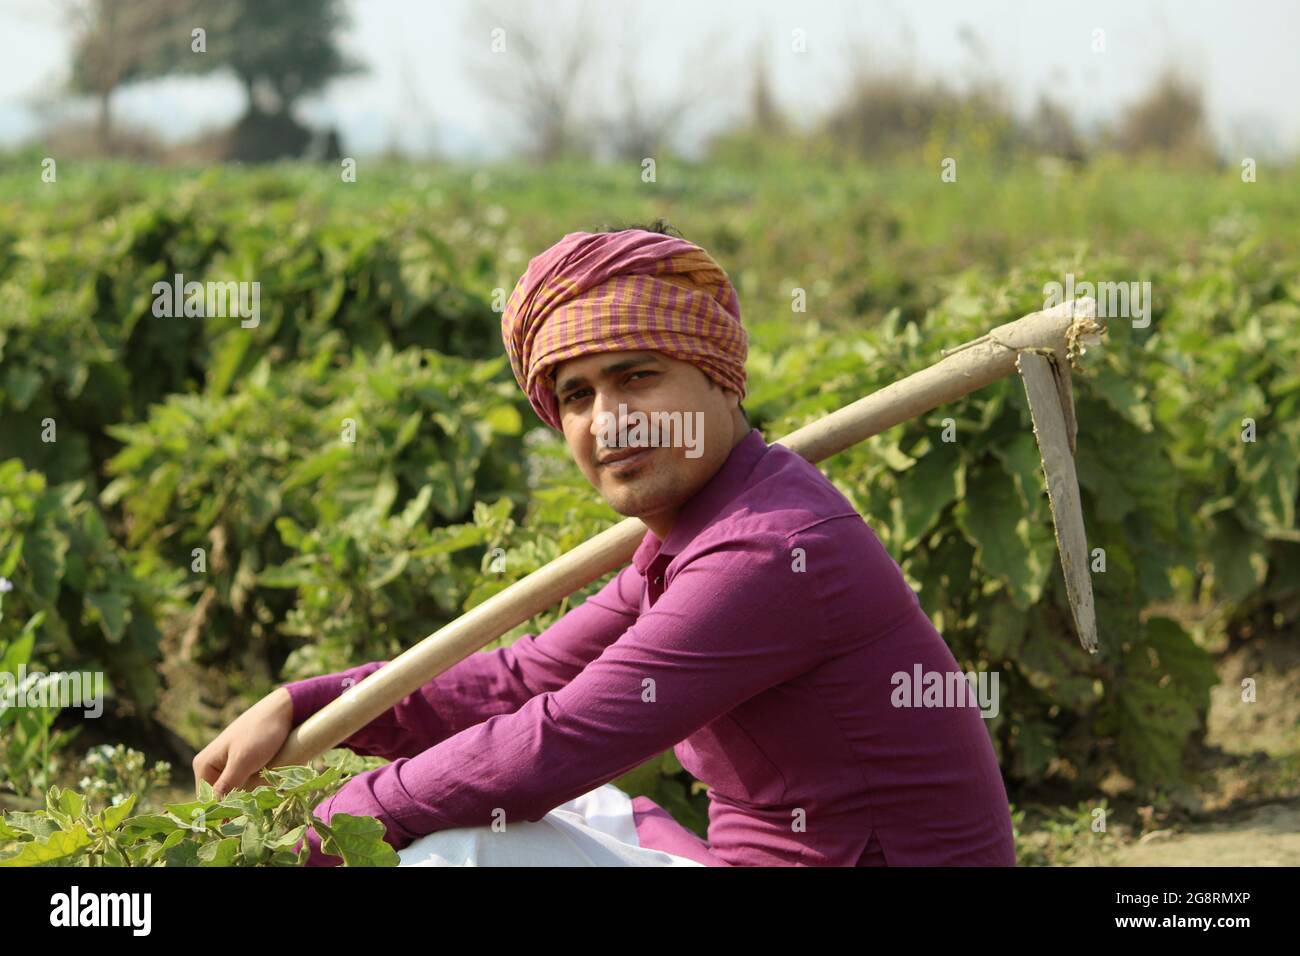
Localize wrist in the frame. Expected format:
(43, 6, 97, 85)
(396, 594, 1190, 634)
(266, 686, 294, 720)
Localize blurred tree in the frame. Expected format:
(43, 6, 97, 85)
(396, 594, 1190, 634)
(593, 10, 725, 162)
(1028, 94, 1085, 164)
(134, 0, 364, 161)
(463, 0, 598, 164)
(695, 37, 792, 169)
(748, 39, 787, 140)
(1112, 69, 1212, 162)
(819, 67, 946, 158)
(66, 0, 188, 153)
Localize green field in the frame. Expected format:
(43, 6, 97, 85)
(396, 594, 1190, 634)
(2, 153, 1298, 865)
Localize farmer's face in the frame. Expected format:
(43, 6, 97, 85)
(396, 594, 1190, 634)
(553, 350, 745, 539)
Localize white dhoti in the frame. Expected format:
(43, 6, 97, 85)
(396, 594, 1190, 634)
(396, 783, 706, 867)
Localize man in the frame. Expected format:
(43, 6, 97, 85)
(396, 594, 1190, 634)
(194, 224, 1017, 867)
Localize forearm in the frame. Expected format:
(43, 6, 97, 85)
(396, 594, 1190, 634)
(282, 567, 642, 762)
(280, 642, 559, 762)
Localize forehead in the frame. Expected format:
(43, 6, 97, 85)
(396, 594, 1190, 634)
(552, 349, 668, 383)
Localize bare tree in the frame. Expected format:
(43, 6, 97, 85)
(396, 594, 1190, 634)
(748, 38, 787, 140)
(1029, 94, 1085, 163)
(462, 0, 600, 163)
(396, 53, 443, 159)
(63, 0, 189, 152)
(1112, 68, 1212, 160)
(593, 11, 731, 162)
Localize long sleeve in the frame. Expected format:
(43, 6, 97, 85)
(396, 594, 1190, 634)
(281, 563, 644, 763)
(299, 530, 825, 865)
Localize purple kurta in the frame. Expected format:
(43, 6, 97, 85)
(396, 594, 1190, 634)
(284, 428, 1016, 867)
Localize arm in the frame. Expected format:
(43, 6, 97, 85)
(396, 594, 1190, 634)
(299, 530, 823, 864)
(281, 562, 644, 762)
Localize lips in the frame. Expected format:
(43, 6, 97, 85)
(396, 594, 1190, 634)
(598, 446, 654, 468)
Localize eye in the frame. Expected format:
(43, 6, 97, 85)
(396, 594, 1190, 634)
(561, 372, 655, 406)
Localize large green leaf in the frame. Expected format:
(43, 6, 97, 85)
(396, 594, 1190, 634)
(956, 461, 1054, 607)
(319, 813, 399, 867)
(1206, 511, 1268, 601)
(0, 823, 92, 866)
(991, 432, 1046, 517)
(1096, 617, 1215, 785)
(2, 811, 58, 840)
(891, 443, 965, 550)
(85, 590, 127, 643)
(196, 837, 241, 866)
(1238, 426, 1300, 537)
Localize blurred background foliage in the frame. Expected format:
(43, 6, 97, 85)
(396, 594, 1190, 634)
(1, 0, 1297, 857)
(2, 153, 1297, 833)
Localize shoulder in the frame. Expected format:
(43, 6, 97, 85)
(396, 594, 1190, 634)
(702, 442, 870, 548)
(671, 444, 881, 591)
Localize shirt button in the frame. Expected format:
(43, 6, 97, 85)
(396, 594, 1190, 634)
(654, 576, 663, 585)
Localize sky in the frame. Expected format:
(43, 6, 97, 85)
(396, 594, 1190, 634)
(0, 0, 1297, 160)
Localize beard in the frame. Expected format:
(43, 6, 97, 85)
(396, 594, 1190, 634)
(597, 455, 684, 519)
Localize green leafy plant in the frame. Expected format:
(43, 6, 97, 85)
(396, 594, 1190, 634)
(99, 344, 530, 679)
(3, 158, 1296, 817)
(746, 271, 1222, 790)
(1, 584, 77, 805)
(0, 459, 179, 712)
(0, 760, 396, 867)
(76, 745, 171, 809)
(1013, 799, 1119, 866)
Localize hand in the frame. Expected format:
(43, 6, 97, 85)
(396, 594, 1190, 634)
(192, 687, 295, 799)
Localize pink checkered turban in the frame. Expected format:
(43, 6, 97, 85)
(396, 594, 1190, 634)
(501, 229, 748, 430)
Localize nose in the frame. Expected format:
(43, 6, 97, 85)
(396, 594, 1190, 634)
(589, 387, 624, 447)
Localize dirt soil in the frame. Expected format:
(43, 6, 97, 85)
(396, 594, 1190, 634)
(1030, 625, 1300, 866)
(1112, 799, 1300, 865)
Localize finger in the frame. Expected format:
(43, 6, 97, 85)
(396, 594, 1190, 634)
(232, 767, 269, 794)
(213, 756, 250, 799)
(192, 751, 224, 796)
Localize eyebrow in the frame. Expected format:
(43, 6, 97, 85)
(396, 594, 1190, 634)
(555, 354, 663, 397)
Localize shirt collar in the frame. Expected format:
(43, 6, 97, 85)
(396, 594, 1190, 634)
(632, 427, 768, 575)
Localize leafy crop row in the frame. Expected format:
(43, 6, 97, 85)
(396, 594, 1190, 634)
(2, 162, 1297, 861)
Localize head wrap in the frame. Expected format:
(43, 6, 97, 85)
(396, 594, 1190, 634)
(501, 229, 748, 430)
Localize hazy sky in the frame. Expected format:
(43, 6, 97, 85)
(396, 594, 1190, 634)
(1, 0, 1297, 159)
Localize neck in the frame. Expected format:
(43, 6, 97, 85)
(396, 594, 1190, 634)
(640, 425, 751, 541)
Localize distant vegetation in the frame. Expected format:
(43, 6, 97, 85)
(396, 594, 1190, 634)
(20, 1, 1261, 167)
(1, 155, 1297, 865)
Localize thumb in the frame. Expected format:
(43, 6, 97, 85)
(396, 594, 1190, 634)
(227, 766, 269, 797)
(212, 756, 248, 799)
(193, 740, 230, 797)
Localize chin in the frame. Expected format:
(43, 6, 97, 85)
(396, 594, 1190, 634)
(613, 487, 684, 523)
(604, 493, 649, 518)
